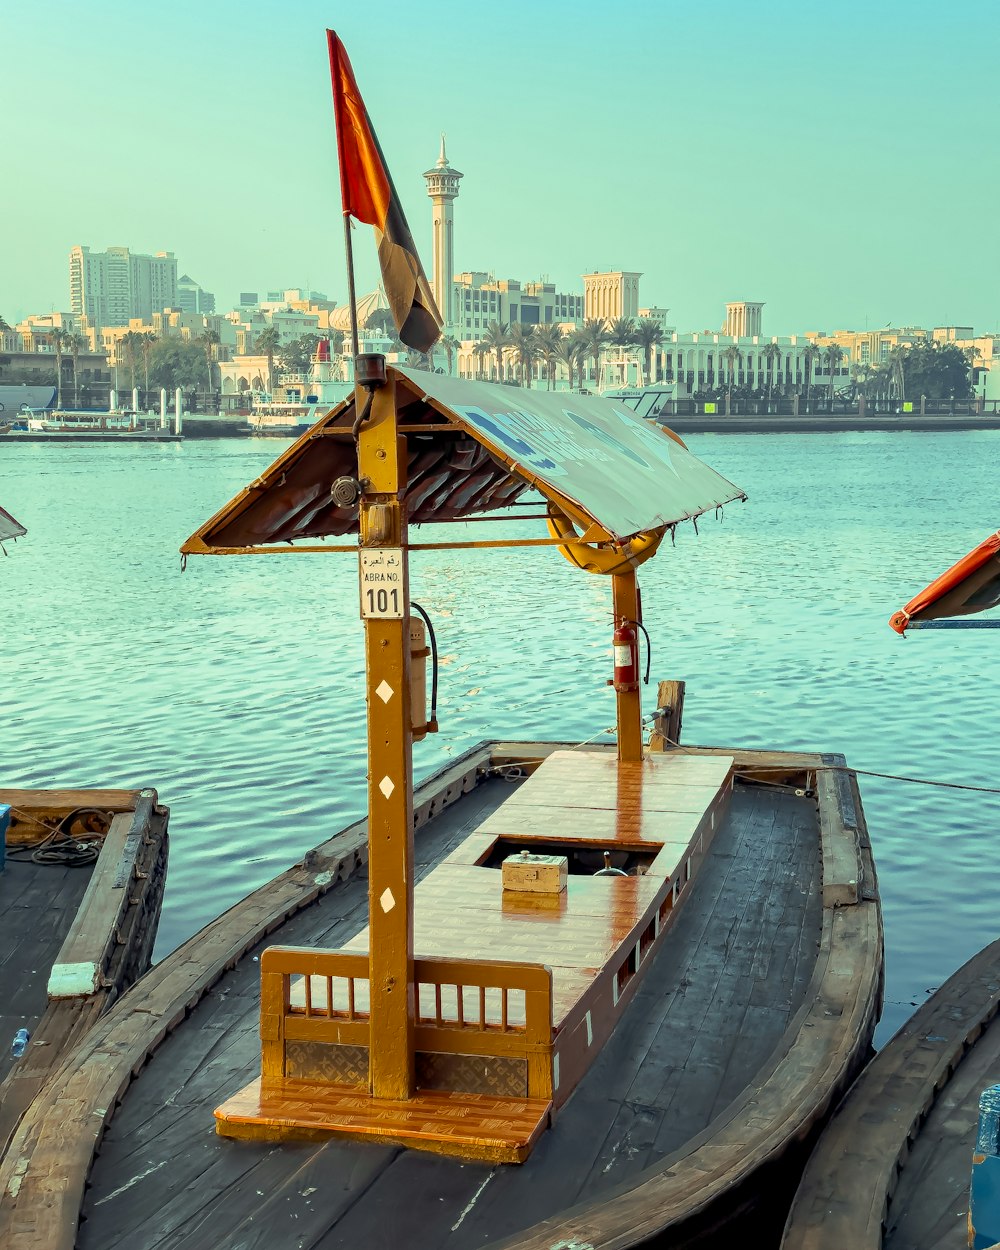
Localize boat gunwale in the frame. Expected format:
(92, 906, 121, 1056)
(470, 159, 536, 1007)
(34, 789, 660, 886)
(0, 744, 880, 1250)
(781, 935, 1000, 1250)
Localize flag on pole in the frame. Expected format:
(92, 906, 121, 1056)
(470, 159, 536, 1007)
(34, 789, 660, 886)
(326, 30, 442, 354)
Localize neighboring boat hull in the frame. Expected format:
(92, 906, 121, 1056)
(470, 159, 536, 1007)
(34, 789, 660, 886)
(0, 744, 881, 1250)
(0, 788, 168, 1154)
(783, 939, 1000, 1250)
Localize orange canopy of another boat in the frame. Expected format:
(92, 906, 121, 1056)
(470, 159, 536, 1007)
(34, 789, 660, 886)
(889, 530, 1000, 633)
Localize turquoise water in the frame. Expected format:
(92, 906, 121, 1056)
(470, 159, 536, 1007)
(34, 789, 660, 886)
(2, 431, 998, 1045)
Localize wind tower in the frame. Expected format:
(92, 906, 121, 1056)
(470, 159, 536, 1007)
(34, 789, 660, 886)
(423, 135, 463, 329)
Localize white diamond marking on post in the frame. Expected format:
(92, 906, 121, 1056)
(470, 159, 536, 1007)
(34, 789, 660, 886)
(380, 887, 395, 913)
(379, 775, 395, 799)
(376, 680, 394, 704)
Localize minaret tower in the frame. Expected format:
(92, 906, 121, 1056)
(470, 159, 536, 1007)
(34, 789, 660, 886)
(423, 135, 463, 328)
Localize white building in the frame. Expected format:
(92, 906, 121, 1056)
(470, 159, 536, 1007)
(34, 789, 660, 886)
(69, 245, 178, 328)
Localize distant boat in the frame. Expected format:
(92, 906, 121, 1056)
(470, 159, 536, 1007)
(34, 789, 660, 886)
(247, 339, 352, 435)
(8, 410, 183, 442)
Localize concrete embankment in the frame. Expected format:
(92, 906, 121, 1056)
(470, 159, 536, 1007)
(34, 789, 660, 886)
(181, 415, 252, 438)
(660, 412, 1000, 435)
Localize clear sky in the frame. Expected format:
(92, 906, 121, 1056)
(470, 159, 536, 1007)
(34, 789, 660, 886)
(4, 0, 997, 335)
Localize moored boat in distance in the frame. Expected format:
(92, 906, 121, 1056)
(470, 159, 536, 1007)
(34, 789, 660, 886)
(5, 409, 184, 442)
(0, 365, 884, 1250)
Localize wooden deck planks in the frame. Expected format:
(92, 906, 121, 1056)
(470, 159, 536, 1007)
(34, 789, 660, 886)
(74, 779, 828, 1250)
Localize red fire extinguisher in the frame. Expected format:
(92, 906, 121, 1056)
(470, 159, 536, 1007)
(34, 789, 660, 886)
(611, 619, 639, 692)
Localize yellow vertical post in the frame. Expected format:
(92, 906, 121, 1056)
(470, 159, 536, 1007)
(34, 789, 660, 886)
(357, 372, 415, 1100)
(612, 569, 644, 763)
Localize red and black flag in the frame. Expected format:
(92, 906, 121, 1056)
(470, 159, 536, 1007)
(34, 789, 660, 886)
(326, 30, 442, 354)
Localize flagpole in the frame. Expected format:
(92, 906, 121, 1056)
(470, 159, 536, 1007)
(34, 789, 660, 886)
(343, 213, 360, 360)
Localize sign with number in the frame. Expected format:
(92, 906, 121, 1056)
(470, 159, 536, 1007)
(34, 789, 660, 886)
(359, 548, 405, 619)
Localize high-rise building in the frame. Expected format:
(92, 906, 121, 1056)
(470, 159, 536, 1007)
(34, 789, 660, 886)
(423, 136, 463, 327)
(177, 274, 216, 314)
(69, 245, 178, 328)
(583, 271, 642, 322)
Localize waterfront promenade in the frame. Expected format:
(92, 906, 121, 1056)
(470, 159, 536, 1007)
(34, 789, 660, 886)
(660, 410, 1000, 435)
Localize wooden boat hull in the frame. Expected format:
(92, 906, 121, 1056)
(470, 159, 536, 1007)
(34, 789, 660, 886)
(0, 788, 168, 1154)
(0, 744, 881, 1250)
(783, 939, 1000, 1250)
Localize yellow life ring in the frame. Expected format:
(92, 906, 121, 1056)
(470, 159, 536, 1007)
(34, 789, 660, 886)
(546, 505, 663, 575)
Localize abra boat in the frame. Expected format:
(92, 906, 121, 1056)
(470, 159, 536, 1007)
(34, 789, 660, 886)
(0, 787, 168, 1155)
(9, 410, 183, 442)
(0, 365, 883, 1250)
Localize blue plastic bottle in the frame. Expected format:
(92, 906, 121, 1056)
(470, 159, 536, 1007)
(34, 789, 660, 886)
(10, 1028, 29, 1058)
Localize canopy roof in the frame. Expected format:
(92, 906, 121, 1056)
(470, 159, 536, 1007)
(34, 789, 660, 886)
(889, 530, 1000, 633)
(182, 367, 746, 555)
(0, 504, 26, 544)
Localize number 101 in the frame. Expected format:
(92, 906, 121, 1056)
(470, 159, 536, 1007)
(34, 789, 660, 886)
(365, 587, 401, 616)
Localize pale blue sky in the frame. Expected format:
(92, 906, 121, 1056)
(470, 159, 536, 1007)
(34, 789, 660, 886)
(4, 0, 997, 335)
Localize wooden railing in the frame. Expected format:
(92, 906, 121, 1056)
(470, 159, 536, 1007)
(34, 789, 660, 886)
(259, 946, 554, 1098)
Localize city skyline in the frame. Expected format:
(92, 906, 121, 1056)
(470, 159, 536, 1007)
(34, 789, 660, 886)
(3, 0, 997, 335)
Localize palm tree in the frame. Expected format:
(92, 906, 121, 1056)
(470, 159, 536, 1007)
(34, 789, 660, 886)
(471, 342, 489, 380)
(632, 319, 663, 385)
(823, 344, 844, 407)
(801, 343, 821, 409)
(50, 326, 70, 409)
(762, 342, 782, 408)
(67, 331, 88, 408)
(196, 328, 221, 400)
(481, 322, 511, 383)
(440, 335, 460, 375)
(533, 324, 563, 390)
(580, 318, 608, 391)
(119, 330, 144, 393)
(721, 344, 742, 411)
(554, 335, 580, 390)
(507, 323, 540, 388)
(888, 344, 908, 404)
(255, 327, 281, 395)
(140, 332, 158, 404)
(606, 317, 636, 348)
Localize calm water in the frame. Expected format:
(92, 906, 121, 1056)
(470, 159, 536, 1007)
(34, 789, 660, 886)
(3, 431, 998, 1045)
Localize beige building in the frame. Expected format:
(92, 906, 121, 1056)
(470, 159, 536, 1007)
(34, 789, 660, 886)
(724, 302, 764, 338)
(583, 271, 642, 322)
(450, 273, 583, 339)
(69, 245, 178, 328)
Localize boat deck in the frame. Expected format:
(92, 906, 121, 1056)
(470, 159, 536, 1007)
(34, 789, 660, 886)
(75, 765, 824, 1250)
(0, 788, 169, 1154)
(0, 854, 92, 1087)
